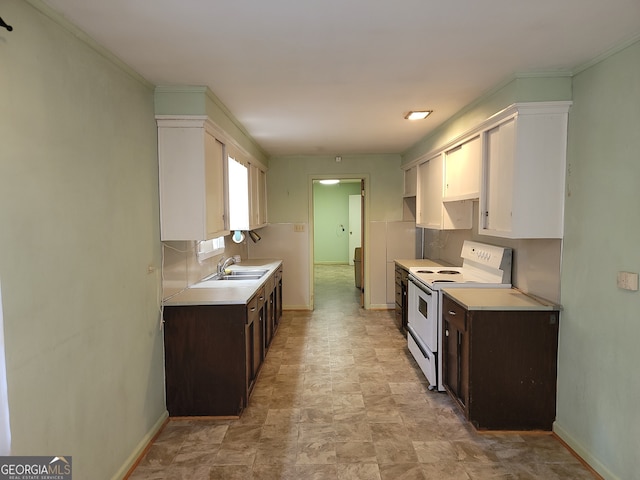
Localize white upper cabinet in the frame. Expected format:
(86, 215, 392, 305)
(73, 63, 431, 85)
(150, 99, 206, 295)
(249, 164, 267, 229)
(479, 102, 572, 239)
(416, 155, 442, 229)
(157, 115, 229, 241)
(228, 154, 250, 232)
(444, 135, 481, 201)
(416, 154, 472, 230)
(407, 101, 570, 236)
(228, 150, 268, 232)
(403, 165, 417, 197)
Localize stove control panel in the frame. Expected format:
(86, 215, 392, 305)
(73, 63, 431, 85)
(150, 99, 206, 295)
(460, 241, 512, 270)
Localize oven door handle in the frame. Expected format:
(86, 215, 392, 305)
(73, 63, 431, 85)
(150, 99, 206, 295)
(409, 278, 432, 295)
(407, 325, 428, 359)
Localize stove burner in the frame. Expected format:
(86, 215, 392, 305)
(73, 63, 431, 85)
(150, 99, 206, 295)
(416, 270, 435, 274)
(437, 270, 461, 275)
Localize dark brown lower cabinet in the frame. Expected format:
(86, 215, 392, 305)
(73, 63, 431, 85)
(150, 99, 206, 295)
(163, 269, 282, 417)
(163, 304, 248, 416)
(394, 265, 409, 333)
(274, 267, 283, 328)
(442, 293, 560, 431)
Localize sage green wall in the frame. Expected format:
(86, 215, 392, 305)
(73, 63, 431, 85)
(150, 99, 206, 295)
(154, 86, 268, 165)
(313, 182, 361, 264)
(402, 75, 572, 164)
(266, 155, 402, 308)
(267, 155, 402, 223)
(555, 39, 640, 480)
(0, 1, 165, 479)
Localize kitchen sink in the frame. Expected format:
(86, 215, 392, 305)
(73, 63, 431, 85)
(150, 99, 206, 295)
(219, 274, 263, 280)
(225, 269, 268, 277)
(202, 269, 268, 282)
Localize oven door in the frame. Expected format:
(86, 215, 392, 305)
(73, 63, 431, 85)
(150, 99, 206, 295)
(407, 279, 437, 351)
(407, 278, 439, 389)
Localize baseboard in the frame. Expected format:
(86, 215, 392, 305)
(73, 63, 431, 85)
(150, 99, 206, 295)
(368, 303, 394, 310)
(553, 421, 615, 480)
(283, 305, 312, 311)
(114, 410, 169, 480)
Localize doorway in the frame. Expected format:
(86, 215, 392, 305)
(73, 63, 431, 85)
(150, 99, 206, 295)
(310, 176, 367, 310)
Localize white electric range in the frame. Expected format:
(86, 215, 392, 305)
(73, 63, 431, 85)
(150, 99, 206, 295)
(407, 241, 513, 391)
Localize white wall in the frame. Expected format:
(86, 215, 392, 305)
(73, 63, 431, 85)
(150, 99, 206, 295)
(0, 1, 165, 478)
(555, 40, 640, 480)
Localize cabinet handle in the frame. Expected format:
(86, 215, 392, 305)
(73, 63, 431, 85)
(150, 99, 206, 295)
(250, 307, 256, 312)
(445, 329, 449, 337)
(448, 310, 456, 316)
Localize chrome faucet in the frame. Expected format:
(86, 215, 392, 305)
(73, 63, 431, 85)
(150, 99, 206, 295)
(217, 256, 236, 274)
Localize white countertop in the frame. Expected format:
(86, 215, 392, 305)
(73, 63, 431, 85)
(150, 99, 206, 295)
(395, 258, 452, 270)
(163, 259, 282, 306)
(442, 287, 560, 311)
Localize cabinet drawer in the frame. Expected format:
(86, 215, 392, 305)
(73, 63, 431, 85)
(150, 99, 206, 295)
(264, 274, 275, 292)
(247, 295, 260, 323)
(443, 295, 466, 331)
(255, 286, 266, 308)
(395, 270, 402, 284)
(395, 288, 403, 307)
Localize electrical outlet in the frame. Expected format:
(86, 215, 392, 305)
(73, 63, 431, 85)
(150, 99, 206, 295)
(617, 271, 638, 291)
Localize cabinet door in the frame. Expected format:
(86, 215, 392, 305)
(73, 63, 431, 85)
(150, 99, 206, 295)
(403, 166, 417, 197)
(257, 168, 267, 226)
(416, 155, 443, 229)
(444, 136, 481, 201)
(245, 320, 254, 394)
(482, 118, 515, 234)
(249, 164, 267, 228)
(157, 117, 229, 241)
(205, 133, 227, 238)
(274, 268, 283, 326)
(228, 154, 250, 231)
(443, 318, 458, 399)
(443, 297, 469, 410)
(247, 297, 261, 389)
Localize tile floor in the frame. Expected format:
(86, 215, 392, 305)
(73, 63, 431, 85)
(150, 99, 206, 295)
(128, 265, 596, 479)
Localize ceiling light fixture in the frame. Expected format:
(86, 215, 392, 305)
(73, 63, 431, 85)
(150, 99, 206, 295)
(319, 179, 340, 185)
(404, 110, 433, 120)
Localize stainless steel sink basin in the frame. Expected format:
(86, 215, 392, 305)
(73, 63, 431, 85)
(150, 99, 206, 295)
(225, 269, 268, 277)
(219, 274, 263, 280)
(202, 269, 268, 282)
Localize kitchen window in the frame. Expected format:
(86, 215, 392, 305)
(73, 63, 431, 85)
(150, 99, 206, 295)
(197, 236, 225, 262)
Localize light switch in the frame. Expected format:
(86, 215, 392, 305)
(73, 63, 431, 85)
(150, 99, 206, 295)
(294, 224, 306, 233)
(617, 271, 639, 291)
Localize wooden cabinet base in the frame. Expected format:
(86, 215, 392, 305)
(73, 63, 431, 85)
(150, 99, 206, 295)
(163, 304, 248, 416)
(442, 294, 559, 431)
(163, 265, 282, 417)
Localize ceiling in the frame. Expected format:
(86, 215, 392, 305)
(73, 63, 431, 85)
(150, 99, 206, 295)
(42, 0, 640, 157)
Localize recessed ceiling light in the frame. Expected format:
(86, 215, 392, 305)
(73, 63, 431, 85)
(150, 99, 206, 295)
(405, 110, 433, 120)
(319, 179, 340, 185)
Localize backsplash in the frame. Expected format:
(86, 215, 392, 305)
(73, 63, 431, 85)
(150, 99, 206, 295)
(420, 203, 562, 303)
(162, 236, 248, 300)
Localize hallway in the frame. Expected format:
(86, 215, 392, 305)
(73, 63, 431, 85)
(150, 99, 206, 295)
(128, 265, 595, 479)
